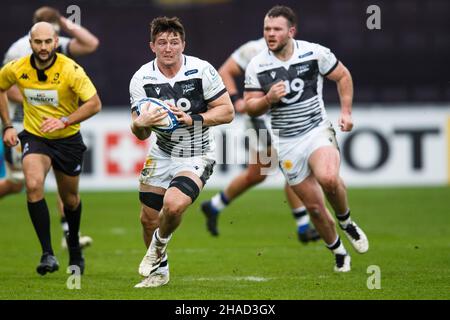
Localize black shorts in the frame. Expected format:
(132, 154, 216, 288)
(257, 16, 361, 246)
(18, 130, 87, 176)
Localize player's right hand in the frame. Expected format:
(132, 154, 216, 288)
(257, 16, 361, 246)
(266, 80, 287, 104)
(234, 98, 246, 114)
(3, 127, 18, 147)
(134, 103, 168, 128)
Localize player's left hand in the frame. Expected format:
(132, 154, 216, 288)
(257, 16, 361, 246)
(41, 116, 65, 133)
(338, 112, 353, 132)
(3, 127, 18, 147)
(167, 103, 193, 126)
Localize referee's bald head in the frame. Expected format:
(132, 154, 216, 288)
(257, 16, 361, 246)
(30, 22, 57, 40)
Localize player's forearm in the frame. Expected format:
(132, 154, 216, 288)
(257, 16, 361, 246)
(6, 85, 23, 104)
(336, 72, 353, 115)
(326, 62, 353, 116)
(61, 17, 99, 55)
(65, 94, 102, 125)
(244, 94, 270, 117)
(131, 122, 151, 140)
(220, 72, 239, 97)
(0, 90, 12, 126)
(72, 27, 100, 52)
(201, 102, 234, 126)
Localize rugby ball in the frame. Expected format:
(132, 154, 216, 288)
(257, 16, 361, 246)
(136, 97, 179, 132)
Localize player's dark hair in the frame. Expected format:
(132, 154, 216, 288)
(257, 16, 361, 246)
(33, 6, 61, 24)
(266, 5, 297, 27)
(150, 16, 185, 42)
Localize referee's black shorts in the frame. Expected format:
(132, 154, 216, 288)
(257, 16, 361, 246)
(18, 130, 87, 176)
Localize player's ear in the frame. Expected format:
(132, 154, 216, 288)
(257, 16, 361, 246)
(289, 26, 296, 38)
(149, 42, 156, 53)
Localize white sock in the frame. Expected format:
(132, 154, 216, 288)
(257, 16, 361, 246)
(155, 228, 172, 244)
(211, 192, 228, 212)
(327, 236, 347, 255)
(337, 208, 352, 228)
(293, 206, 310, 227)
(61, 222, 69, 233)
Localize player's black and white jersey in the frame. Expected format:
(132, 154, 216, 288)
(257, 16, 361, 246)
(129, 55, 226, 157)
(231, 38, 267, 71)
(3, 35, 71, 123)
(245, 39, 338, 138)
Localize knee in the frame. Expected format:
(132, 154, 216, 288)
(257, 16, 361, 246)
(318, 174, 340, 194)
(304, 203, 322, 218)
(61, 194, 80, 210)
(25, 177, 44, 195)
(163, 197, 188, 218)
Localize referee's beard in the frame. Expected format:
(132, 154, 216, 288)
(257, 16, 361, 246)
(32, 47, 57, 65)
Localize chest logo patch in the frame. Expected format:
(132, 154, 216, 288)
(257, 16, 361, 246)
(24, 89, 59, 107)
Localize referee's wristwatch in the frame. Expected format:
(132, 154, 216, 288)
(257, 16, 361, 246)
(60, 116, 70, 128)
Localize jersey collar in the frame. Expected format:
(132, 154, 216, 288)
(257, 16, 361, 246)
(30, 53, 58, 82)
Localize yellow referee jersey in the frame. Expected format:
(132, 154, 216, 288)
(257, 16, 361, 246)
(0, 53, 97, 139)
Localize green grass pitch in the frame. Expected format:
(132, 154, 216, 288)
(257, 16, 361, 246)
(0, 187, 449, 300)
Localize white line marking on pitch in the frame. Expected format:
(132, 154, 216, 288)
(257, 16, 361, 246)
(182, 276, 271, 282)
(110, 228, 126, 235)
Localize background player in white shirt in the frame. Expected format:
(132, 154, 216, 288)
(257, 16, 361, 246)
(201, 36, 320, 243)
(244, 6, 369, 272)
(130, 16, 234, 287)
(0, 6, 99, 249)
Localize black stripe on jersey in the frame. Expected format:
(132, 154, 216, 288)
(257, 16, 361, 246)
(131, 106, 139, 114)
(322, 60, 339, 77)
(275, 118, 322, 137)
(205, 88, 227, 104)
(154, 126, 211, 157)
(271, 99, 320, 114)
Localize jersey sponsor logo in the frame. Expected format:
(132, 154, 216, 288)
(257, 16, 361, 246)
(24, 89, 59, 107)
(270, 71, 276, 79)
(298, 51, 313, 59)
(155, 87, 161, 95)
(143, 76, 158, 81)
(20, 73, 29, 80)
(184, 69, 198, 76)
(259, 62, 273, 68)
(296, 65, 310, 75)
(181, 83, 196, 95)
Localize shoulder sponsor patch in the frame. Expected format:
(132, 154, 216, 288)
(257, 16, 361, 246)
(185, 69, 198, 76)
(299, 51, 313, 59)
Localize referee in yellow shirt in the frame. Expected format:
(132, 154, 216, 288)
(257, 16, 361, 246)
(0, 22, 101, 275)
